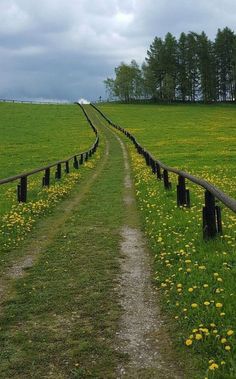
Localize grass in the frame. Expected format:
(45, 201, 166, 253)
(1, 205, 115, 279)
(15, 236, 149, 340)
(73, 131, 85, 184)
(0, 116, 127, 378)
(99, 103, 236, 197)
(96, 103, 236, 378)
(0, 103, 98, 256)
(0, 102, 95, 216)
(0, 103, 98, 260)
(0, 103, 94, 178)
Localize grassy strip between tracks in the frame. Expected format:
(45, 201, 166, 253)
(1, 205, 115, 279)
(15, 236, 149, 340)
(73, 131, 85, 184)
(0, 123, 127, 378)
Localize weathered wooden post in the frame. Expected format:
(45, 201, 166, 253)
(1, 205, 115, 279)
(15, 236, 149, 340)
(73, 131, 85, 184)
(43, 168, 50, 187)
(73, 156, 79, 169)
(17, 176, 27, 202)
(156, 163, 162, 180)
(163, 169, 171, 189)
(65, 161, 69, 174)
(203, 190, 222, 239)
(55, 163, 62, 179)
(177, 175, 190, 207)
(151, 158, 156, 174)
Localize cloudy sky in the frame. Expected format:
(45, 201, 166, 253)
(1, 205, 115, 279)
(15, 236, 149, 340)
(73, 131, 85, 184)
(0, 0, 235, 102)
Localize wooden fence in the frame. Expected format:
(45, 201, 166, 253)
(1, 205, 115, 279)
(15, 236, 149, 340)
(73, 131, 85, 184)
(0, 103, 99, 203)
(90, 103, 236, 239)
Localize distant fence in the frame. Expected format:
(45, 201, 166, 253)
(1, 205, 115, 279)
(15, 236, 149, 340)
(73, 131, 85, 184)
(0, 99, 72, 105)
(0, 103, 99, 203)
(91, 103, 236, 239)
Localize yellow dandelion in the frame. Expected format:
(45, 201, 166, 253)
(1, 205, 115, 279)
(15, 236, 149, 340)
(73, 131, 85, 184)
(185, 339, 192, 346)
(209, 363, 219, 370)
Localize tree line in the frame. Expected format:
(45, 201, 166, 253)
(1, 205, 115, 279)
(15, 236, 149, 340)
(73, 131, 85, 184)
(104, 28, 236, 103)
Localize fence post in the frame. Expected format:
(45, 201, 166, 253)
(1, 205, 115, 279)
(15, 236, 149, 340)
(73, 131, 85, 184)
(17, 176, 27, 202)
(177, 175, 190, 207)
(203, 190, 222, 239)
(163, 169, 171, 189)
(156, 163, 162, 180)
(65, 161, 69, 174)
(43, 168, 50, 187)
(151, 158, 156, 174)
(55, 163, 62, 179)
(80, 154, 84, 165)
(73, 156, 79, 169)
(85, 152, 89, 161)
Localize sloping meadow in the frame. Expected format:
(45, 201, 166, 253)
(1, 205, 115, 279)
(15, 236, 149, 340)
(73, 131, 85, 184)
(0, 103, 96, 252)
(100, 103, 236, 378)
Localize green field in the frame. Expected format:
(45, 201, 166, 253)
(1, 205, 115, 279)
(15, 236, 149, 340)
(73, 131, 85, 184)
(98, 103, 236, 378)
(1, 102, 236, 378)
(99, 103, 236, 197)
(0, 103, 95, 215)
(0, 103, 97, 252)
(0, 103, 95, 179)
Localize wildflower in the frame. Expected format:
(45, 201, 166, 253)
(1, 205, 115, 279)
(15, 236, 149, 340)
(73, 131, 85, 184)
(227, 330, 234, 336)
(225, 345, 231, 351)
(204, 301, 210, 306)
(215, 302, 223, 308)
(191, 303, 198, 308)
(188, 287, 193, 292)
(185, 339, 192, 346)
(221, 338, 227, 344)
(195, 334, 202, 340)
(209, 363, 219, 370)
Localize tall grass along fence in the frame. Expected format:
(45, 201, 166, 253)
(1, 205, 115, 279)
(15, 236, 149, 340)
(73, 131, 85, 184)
(0, 103, 99, 203)
(91, 103, 236, 240)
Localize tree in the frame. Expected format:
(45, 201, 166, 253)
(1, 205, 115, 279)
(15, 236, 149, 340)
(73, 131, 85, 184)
(104, 78, 115, 100)
(145, 37, 165, 100)
(104, 60, 143, 102)
(215, 27, 236, 101)
(177, 32, 189, 101)
(197, 32, 217, 102)
(104, 28, 236, 103)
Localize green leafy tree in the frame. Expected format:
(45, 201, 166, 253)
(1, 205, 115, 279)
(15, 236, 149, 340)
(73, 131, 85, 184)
(177, 32, 189, 101)
(104, 60, 143, 102)
(215, 27, 236, 101)
(197, 32, 217, 102)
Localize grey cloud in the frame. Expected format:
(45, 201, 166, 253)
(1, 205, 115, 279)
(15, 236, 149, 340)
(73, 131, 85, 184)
(0, 0, 236, 101)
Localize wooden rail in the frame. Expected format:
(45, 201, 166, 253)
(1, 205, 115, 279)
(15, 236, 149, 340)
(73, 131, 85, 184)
(90, 103, 236, 239)
(0, 103, 99, 202)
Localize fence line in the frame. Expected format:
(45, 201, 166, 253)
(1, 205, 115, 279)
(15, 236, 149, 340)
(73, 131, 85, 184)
(0, 104, 99, 203)
(0, 99, 72, 105)
(91, 103, 236, 239)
